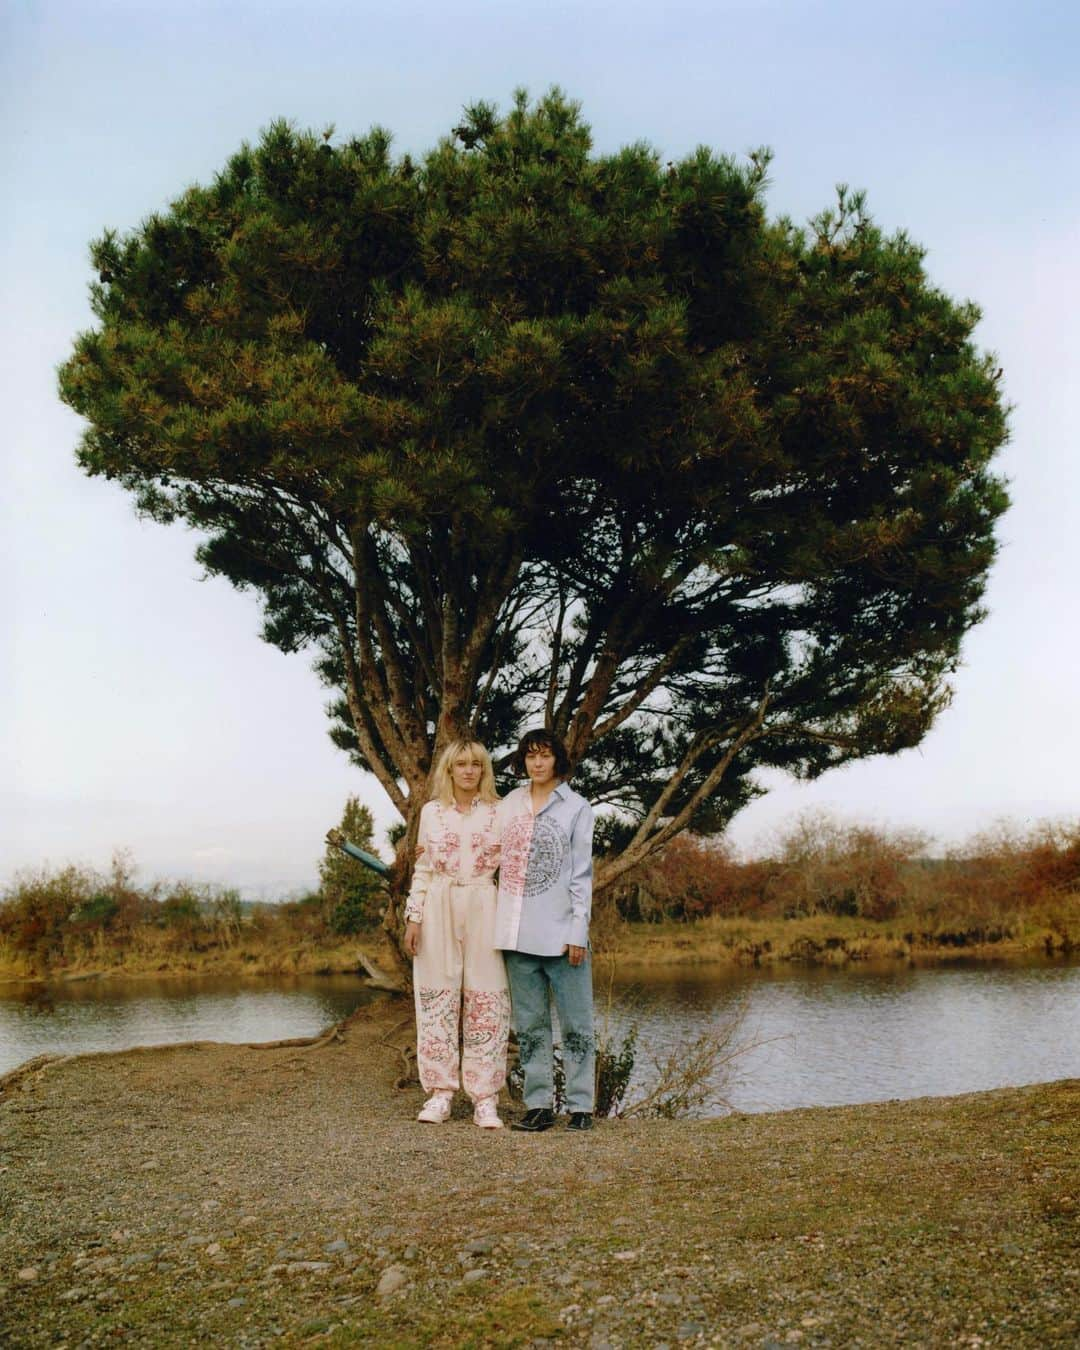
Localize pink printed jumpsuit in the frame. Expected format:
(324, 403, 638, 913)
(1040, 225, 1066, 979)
(404, 797, 511, 1102)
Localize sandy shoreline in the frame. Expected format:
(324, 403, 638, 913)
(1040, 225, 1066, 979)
(1, 1000, 1077, 1347)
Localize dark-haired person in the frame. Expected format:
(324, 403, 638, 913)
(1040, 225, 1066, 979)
(495, 729, 595, 1132)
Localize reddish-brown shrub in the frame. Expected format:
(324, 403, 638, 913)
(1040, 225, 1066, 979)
(620, 813, 1080, 926)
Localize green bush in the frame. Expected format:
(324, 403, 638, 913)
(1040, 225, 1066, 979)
(159, 891, 202, 930)
(595, 1025, 638, 1118)
(70, 892, 120, 929)
(320, 797, 386, 931)
(329, 892, 380, 936)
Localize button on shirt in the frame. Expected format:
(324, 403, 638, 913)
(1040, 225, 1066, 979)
(494, 782, 594, 955)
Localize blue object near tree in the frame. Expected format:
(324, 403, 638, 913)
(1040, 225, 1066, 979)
(337, 839, 390, 878)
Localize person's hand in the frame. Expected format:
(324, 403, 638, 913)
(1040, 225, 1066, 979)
(404, 920, 421, 958)
(565, 944, 587, 967)
(325, 828, 344, 848)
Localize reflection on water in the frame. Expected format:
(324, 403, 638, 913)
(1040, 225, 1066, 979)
(2, 961, 1078, 1115)
(0, 973, 385, 1077)
(605, 960, 1080, 1113)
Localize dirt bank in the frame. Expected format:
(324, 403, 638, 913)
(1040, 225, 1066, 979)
(603, 914, 1076, 972)
(3, 911, 1076, 991)
(1, 1000, 1076, 1348)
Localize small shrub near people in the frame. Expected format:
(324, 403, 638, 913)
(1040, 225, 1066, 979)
(318, 797, 385, 933)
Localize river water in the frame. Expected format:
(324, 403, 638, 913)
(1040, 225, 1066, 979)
(1, 960, 1077, 1115)
(605, 959, 1080, 1113)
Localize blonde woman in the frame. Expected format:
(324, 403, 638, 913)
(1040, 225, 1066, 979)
(404, 739, 510, 1128)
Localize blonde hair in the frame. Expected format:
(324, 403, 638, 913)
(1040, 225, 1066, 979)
(430, 739, 498, 806)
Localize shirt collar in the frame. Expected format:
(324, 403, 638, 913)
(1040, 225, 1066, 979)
(450, 795, 481, 814)
(519, 780, 568, 805)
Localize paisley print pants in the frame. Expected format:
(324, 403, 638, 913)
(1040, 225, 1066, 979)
(413, 878, 510, 1101)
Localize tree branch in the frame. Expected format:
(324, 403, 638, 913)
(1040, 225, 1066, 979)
(329, 603, 409, 817)
(361, 533, 431, 762)
(591, 635, 693, 742)
(544, 580, 569, 729)
(597, 691, 771, 890)
(349, 523, 425, 794)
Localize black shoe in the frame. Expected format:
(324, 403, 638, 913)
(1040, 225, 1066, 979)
(511, 1108, 556, 1133)
(566, 1112, 594, 1131)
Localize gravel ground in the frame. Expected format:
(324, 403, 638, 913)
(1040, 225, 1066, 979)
(1, 1000, 1076, 1348)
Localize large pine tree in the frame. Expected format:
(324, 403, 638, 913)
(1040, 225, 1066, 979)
(59, 90, 1009, 943)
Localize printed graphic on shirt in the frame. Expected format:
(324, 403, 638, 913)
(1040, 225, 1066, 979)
(429, 824, 461, 876)
(501, 812, 568, 899)
(472, 826, 502, 880)
(497, 814, 532, 900)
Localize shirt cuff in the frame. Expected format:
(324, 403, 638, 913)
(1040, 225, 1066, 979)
(568, 916, 590, 949)
(404, 904, 424, 923)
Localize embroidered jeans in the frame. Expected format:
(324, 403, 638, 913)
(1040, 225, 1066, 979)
(504, 950, 595, 1113)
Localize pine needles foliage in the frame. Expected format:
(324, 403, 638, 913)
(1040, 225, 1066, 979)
(59, 90, 1011, 919)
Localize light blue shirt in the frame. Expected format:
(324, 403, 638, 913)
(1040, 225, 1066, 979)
(494, 782, 594, 955)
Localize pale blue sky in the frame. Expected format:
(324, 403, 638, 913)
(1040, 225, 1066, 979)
(3, 1, 1078, 893)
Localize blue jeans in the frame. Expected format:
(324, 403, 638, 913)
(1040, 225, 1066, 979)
(504, 951, 595, 1113)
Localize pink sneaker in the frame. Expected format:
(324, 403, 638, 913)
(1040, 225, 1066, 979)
(417, 1091, 453, 1123)
(473, 1096, 503, 1129)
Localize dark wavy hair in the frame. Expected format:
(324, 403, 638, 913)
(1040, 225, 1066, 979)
(510, 727, 572, 779)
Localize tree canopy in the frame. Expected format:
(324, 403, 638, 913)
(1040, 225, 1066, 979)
(59, 89, 1009, 898)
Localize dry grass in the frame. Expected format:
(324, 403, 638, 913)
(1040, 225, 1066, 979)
(0, 934, 380, 985)
(604, 811, 1080, 966)
(1, 1001, 1076, 1347)
(3, 815, 1078, 986)
(604, 908, 1077, 970)
(0, 851, 391, 986)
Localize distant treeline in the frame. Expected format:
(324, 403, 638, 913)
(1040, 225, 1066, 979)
(2, 815, 1078, 978)
(614, 814, 1080, 934)
(0, 851, 370, 978)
